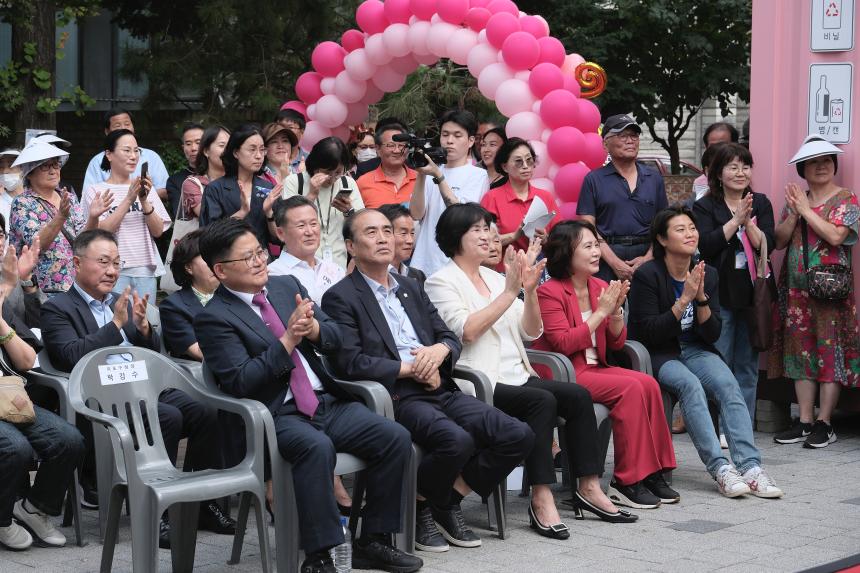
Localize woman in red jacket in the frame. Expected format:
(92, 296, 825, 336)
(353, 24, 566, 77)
(532, 220, 677, 509)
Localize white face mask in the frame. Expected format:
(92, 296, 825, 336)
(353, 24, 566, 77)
(0, 173, 20, 191)
(356, 148, 377, 163)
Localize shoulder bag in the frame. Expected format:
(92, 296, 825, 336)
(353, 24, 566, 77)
(801, 218, 852, 301)
(160, 177, 203, 294)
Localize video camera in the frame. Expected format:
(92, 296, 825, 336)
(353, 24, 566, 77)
(391, 133, 447, 169)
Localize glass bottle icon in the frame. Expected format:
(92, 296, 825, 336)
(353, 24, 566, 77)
(816, 75, 830, 123)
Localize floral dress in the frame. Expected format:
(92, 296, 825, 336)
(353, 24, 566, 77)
(9, 187, 87, 293)
(768, 188, 860, 387)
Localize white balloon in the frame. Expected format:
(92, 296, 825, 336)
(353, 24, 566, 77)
(408, 20, 432, 56)
(320, 77, 336, 95)
(467, 42, 499, 78)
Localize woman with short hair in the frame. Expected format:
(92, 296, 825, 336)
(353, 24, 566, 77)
(181, 125, 230, 220)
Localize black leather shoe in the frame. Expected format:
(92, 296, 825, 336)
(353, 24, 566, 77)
(431, 504, 481, 548)
(353, 537, 423, 573)
(301, 551, 336, 573)
(158, 516, 171, 549)
(527, 503, 569, 540)
(198, 501, 236, 534)
(415, 505, 448, 552)
(572, 491, 638, 523)
(77, 483, 98, 510)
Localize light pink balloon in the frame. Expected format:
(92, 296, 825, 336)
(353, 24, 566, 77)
(581, 131, 608, 169)
(343, 49, 377, 81)
(408, 20, 432, 55)
(383, 23, 412, 57)
(485, 12, 520, 49)
(547, 126, 585, 165)
(356, 0, 389, 35)
(554, 162, 590, 203)
(426, 22, 459, 58)
(466, 7, 491, 31)
(389, 54, 420, 75)
(528, 62, 564, 98)
(315, 95, 349, 128)
(537, 36, 565, 67)
(365, 33, 393, 66)
(519, 15, 547, 38)
(477, 29, 488, 43)
(414, 52, 440, 65)
(557, 201, 578, 220)
(345, 102, 370, 125)
(410, 0, 436, 20)
(529, 140, 549, 178)
(296, 72, 324, 104)
(487, 0, 518, 15)
(280, 100, 307, 119)
(448, 28, 479, 65)
(384, 0, 413, 24)
(334, 71, 367, 103)
(331, 125, 352, 143)
(561, 53, 586, 75)
(547, 163, 559, 179)
(505, 111, 544, 141)
(306, 104, 317, 120)
(535, 15, 551, 36)
(539, 89, 580, 129)
(312, 41, 347, 77)
(341, 29, 366, 52)
(531, 177, 554, 193)
(372, 67, 407, 92)
(563, 75, 582, 97)
(576, 99, 602, 133)
(502, 31, 540, 70)
(363, 82, 385, 104)
(320, 77, 336, 95)
(430, 13, 441, 23)
(438, 0, 469, 24)
(531, 100, 542, 114)
(477, 62, 514, 100)
(494, 78, 534, 117)
(467, 42, 499, 77)
(541, 128, 552, 142)
(301, 121, 332, 149)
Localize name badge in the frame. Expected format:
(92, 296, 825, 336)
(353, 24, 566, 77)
(322, 247, 333, 261)
(98, 360, 149, 385)
(734, 250, 748, 269)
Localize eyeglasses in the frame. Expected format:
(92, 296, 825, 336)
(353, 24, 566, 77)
(609, 133, 640, 142)
(381, 143, 407, 151)
(217, 248, 268, 268)
(724, 164, 752, 174)
(37, 161, 62, 172)
(116, 147, 142, 156)
(510, 157, 537, 169)
(79, 255, 125, 270)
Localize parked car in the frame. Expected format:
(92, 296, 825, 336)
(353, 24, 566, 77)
(638, 156, 703, 176)
(638, 156, 703, 206)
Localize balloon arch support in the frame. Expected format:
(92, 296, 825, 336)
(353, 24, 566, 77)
(283, 0, 608, 211)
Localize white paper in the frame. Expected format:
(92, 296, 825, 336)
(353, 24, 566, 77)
(98, 360, 149, 386)
(522, 196, 556, 239)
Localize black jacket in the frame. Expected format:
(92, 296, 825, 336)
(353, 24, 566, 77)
(199, 175, 274, 247)
(627, 259, 722, 376)
(159, 287, 204, 359)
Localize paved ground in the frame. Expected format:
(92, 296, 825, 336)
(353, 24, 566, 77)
(2, 409, 859, 573)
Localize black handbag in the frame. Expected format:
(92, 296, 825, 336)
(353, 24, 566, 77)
(801, 218, 852, 301)
(748, 239, 776, 351)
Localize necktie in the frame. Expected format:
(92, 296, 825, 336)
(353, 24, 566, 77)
(252, 292, 319, 417)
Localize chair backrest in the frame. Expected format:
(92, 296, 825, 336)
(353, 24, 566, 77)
(37, 348, 69, 377)
(145, 303, 167, 354)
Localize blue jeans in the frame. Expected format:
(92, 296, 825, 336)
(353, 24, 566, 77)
(714, 306, 759, 423)
(115, 274, 158, 301)
(0, 405, 86, 526)
(658, 344, 761, 477)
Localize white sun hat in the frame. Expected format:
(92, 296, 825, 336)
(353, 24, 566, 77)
(12, 141, 69, 179)
(28, 133, 71, 148)
(788, 134, 843, 165)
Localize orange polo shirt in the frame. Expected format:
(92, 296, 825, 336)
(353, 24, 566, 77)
(356, 165, 417, 208)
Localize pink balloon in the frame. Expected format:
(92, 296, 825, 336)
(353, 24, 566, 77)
(437, 0, 469, 24)
(534, 15, 551, 36)
(448, 28, 479, 65)
(541, 128, 552, 142)
(315, 95, 349, 128)
(301, 121, 332, 149)
(408, 20, 432, 55)
(477, 62, 514, 100)
(529, 140, 550, 178)
(389, 54, 419, 75)
(344, 102, 370, 125)
(537, 36, 565, 67)
(467, 42, 500, 77)
(356, 0, 389, 35)
(414, 52, 440, 65)
(470, 0, 490, 7)
(362, 81, 385, 104)
(365, 33, 393, 66)
(547, 126, 585, 166)
(426, 22, 459, 58)
(528, 62, 564, 98)
(577, 99, 602, 133)
(554, 162, 590, 203)
(296, 72, 324, 104)
(531, 177, 554, 193)
(486, 12, 520, 49)
(306, 104, 317, 120)
(563, 75, 582, 97)
(384, 0, 413, 24)
(539, 89, 580, 129)
(341, 29, 366, 52)
(519, 15, 547, 38)
(487, 0, 518, 15)
(581, 131, 607, 169)
(343, 49, 377, 81)
(466, 7, 491, 31)
(334, 70, 367, 104)
(312, 41, 347, 77)
(494, 78, 535, 117)
(505, 111, 544, 141)
(320, 77, 336, 95)
(501, 31, 540, 71)
(383, 23, 412, 57)
(331, 125, 351, 143)
(410, 0, 436, 20)
(372, 67, 407, 92)
(561, 53, 586, 75)
(280, 100, 307, 119)
(557, 201, 578, 220)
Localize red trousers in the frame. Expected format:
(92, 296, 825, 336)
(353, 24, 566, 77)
(575, 365, 676, 485)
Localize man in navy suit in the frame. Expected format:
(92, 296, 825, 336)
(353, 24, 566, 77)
(194, 218, 421, 573)
(39, 229, 232, 546)
(322, 209, 534, 553)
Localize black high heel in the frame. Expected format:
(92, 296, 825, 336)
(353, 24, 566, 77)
(528, 502, 570, 540)
(572, 491, 638, 523)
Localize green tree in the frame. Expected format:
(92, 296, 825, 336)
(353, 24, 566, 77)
(520, 0, 752, 173)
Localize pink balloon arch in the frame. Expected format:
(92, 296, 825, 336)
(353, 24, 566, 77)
(285, 0, 608, 210)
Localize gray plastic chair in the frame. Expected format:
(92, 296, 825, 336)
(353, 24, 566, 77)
(67, 346, 272, 573)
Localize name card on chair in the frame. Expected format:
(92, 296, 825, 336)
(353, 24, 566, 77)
(98, 361, 149, 385)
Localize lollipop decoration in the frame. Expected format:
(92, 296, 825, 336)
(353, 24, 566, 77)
(574, 62, 607, 100)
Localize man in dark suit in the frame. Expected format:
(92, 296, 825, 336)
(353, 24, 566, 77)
(40, 229, 234, 546)
(377, 203, 426, 285)
(194, 218, 421, 573)
(322, 209, 534, 553)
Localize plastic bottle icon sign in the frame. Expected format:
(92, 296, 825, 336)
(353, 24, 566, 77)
(832, 99, 844, 123)
(824, 0, 842, 28)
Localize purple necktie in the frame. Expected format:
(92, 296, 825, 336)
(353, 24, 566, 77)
(252, 292, 319, 417)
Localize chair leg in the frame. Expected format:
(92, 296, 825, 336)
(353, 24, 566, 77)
(168, 501, 200, 573)
(128, 494, 159, 573)
(69, 470, 86, 547)
(349, 472, 366, 540)
(395, 448, 417, 554)
(274, 482, 300, 573)
(253, 493, 273, 573)
(519, 465, 530, 498)
(99, 486, 126, 573)
(492, 485, 506, 540)
(229, 492, 252, 565)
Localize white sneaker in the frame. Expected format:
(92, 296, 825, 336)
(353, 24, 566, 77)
(12, 499, 66, 547)
(0, 521, 32, 550)
(742, 467, 784, 499)
(715, 465, 750, 498)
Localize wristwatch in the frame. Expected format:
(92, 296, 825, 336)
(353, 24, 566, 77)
(695, 296, 710, 307)
(20, 277, 35, 288)
(432, 174, 446, 185)
(344, 208, 356, 217)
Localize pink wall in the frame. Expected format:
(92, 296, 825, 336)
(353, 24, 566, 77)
(751, 0, 858, 277)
